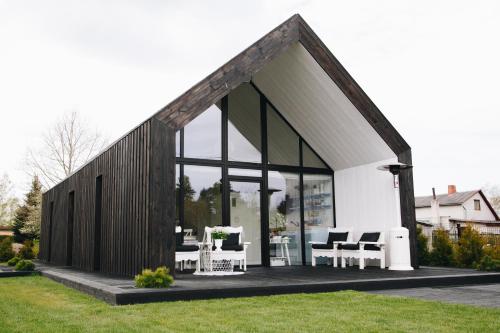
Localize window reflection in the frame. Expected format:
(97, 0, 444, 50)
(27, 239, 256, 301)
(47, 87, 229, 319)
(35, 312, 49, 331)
(182, 165, 222, 240)
(268, 171, 301, 265)
(228, 83, 261, 163)
(303, 143, 328, 169)
(184, 104, 221, 160)
(268, 104, 300, 166)
(303, 174, 334, 264)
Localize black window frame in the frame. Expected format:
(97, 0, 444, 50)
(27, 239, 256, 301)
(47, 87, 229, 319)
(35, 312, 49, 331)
(174, 81, 335, 266)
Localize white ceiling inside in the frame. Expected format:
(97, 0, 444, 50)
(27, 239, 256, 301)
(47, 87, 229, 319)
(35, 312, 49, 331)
(253, 42, 396, 170)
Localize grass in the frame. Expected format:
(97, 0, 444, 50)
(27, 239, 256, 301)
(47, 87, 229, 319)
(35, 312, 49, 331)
(0, 276, 499, 332)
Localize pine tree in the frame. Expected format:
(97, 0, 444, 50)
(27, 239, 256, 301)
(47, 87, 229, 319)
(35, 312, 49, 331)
(13, 176, 43, 242)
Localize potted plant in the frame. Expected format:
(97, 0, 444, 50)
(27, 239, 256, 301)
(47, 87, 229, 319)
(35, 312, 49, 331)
(211, 228, 228, 251)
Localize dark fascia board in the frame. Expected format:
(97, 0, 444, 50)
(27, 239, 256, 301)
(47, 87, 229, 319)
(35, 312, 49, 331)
(153, 13, 411, 157)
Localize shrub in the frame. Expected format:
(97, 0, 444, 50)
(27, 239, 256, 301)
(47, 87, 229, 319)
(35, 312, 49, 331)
(7, 256, 20, 267)
(0, 237, 15, 262)
(482, 244, 500, 260)
(476, 255, 500, 272)
(134, 266, 174, 288)
(416, 226, 430, 265)
(429, 228, 454, 266)
(14, 259, 35, 271)
(18, 240, 35, 259)
(454, 225, 485, 268)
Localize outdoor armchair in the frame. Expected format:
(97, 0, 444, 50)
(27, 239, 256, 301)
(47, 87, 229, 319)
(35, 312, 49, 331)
(309, 227, 353, 267)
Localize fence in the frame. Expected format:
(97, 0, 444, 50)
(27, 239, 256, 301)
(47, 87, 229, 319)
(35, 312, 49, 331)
(429, 225, 500, 247)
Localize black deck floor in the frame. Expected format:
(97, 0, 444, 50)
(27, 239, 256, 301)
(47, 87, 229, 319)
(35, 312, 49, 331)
(36, 263, 500, 305)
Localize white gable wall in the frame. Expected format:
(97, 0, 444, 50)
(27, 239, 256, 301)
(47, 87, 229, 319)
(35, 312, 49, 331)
(334, 157, 402, 266)
(254, 43, 396, 171)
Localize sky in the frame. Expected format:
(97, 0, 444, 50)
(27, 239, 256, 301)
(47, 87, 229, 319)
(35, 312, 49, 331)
(0, 0, 499, 197)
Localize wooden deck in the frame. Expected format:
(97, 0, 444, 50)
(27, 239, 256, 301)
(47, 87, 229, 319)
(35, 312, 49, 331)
(35, 263, 500, 305)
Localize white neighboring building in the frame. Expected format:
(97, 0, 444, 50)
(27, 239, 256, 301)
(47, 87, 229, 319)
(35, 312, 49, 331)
(415, 185, 500, 234)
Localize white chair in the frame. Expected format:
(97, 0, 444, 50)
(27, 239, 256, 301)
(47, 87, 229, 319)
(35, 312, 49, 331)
(202, 226, 250, 271)
(175, 226, 201, 272)
(309, 228, 353, 267)
(339, 232, 386, 270)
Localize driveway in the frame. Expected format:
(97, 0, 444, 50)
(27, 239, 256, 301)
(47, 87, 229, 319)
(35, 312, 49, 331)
(370, 283, 500, 308)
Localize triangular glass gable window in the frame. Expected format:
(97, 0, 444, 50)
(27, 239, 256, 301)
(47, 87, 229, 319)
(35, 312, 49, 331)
(267, 104, 300, 166)
(303, 142, 328, 169)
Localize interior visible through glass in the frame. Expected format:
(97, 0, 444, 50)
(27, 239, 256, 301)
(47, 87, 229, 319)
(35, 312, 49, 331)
(268, 171, 301, 265)
(229, 181, 262, 265)
(303, 174, 334, 264)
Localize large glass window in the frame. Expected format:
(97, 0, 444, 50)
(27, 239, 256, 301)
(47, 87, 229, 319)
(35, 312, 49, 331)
(268, 171, 301, 265)
(303, 174, 334, 264)
(182, 165, 222, 240)
(184, 104, 221, 160)
(228, 83, 261, 163)
(267, 104, 300, 166)
(175, 82, 335, 267)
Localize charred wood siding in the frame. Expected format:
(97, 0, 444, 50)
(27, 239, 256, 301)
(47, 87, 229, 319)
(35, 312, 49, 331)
(40, 120, 176, 276)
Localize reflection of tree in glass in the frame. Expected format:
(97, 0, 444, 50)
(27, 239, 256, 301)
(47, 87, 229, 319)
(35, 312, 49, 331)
(179, 176, 222, 239)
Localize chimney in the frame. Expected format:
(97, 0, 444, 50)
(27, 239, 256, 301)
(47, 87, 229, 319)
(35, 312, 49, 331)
(448, 185, 457, 195)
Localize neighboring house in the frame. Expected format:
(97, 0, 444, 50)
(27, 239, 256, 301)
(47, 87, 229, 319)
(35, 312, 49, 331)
(415, 185, 500, 235)
(39, 14, 417, 277)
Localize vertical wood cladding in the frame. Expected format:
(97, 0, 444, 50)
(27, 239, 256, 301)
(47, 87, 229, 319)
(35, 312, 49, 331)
(40, 120, 176, 276)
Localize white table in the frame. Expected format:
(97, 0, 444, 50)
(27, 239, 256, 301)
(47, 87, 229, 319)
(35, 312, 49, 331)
(270, 236, 291, 266)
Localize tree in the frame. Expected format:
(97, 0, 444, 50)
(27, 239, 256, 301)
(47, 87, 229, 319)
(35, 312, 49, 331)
(13, 176, 43, 242)
(482, 184, 500, 212)
(27, 111, 108, 188)
(416, 226, 430, 265)
(0, 174, 19, 227)
(429, 228, 454, 266)
(454, 225, 485, 268)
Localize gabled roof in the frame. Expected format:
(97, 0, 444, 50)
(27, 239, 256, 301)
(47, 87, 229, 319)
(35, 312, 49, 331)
(153, 14, 411, 160)
(415, 190, 500, 220)
(415, 190, 478, 208)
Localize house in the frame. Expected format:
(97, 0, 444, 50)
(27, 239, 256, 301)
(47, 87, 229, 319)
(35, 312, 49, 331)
(415, 185, 500, 235)
(38, 14, 417, 277)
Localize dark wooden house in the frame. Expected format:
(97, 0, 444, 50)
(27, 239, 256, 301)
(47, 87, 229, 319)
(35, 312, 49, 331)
(39, 14, 417, 276)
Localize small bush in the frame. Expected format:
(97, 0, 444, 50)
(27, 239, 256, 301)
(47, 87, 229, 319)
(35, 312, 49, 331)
(33, 240, 40, 258)
(15, 259, 35, 271)
(454, 225, 485, 268)
(429, 228, 454, 266)
(7, 256, 20, 267)
(134, 266, 174, 288)
(416, 226, 430, 265)
(18, 240, 35, 259)
(476, 255, 500, 272)
(0, 237, 15, 262)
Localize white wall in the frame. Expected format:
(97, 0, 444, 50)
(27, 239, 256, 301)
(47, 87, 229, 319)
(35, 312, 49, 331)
(334, 158, 401, 266)
(463, 193, 497, 221)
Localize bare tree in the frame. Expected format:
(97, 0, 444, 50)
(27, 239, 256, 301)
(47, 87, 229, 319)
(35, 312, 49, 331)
(0, 174, 19, 226)
(482, 184, 500, 212)
(27, 111, 108, 188)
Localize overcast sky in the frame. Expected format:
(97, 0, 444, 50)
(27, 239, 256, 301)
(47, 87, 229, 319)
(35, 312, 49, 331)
(1, 0, 499, 197)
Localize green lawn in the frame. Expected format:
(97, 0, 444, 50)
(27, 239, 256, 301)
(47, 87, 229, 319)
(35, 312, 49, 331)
(0, 276, 498, 332)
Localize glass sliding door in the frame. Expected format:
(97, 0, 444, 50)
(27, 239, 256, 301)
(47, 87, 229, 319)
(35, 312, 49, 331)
(268, 171, 301, 265)
(229, 180, 262, 265)
(303, 174, 334, 264)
